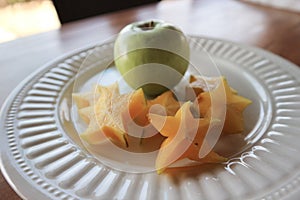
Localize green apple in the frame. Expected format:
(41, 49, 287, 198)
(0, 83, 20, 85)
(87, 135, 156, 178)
(114, 20, 190, 97)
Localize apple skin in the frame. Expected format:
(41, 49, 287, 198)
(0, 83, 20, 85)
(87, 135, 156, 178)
(114, 20, 190, 97)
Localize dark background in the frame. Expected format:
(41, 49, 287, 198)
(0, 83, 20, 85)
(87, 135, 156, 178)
(52, 0, 160, 23)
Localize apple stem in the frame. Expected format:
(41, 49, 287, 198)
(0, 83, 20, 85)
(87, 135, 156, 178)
(138, 21, 155, 31)
(149, 21, 154, 28)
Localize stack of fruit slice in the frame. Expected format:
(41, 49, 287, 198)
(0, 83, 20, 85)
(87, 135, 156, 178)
(73, 75, 251, 173)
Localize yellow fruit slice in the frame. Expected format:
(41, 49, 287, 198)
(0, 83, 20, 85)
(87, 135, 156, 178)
(149, 102, 226, 173)
(128, 88, 149, 126)
(101, 126, 128, 148)
(76, 85, 115, 145)
(79, 83, 161, 149)
(148, 90, 180, 116)
(92, 83, 130, 147)
(194, 76, 252, 134)
(72, 85, 101, 109)
(78, 106, 92, 124)
(73, 93, 90, 109)
(79, 83, 127, 146)
(80, 114, 106, 145)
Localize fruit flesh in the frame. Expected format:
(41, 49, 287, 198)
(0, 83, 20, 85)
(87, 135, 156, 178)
(74, 75, 251, 173)
(191, 76, 252, 134)
(75, 84, 164, 151)
(148, 90, 180, 116)
(149, 102, 227, 173)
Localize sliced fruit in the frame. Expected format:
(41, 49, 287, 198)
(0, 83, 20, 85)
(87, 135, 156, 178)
(73, 93, 90, 109)
(128, 88, 149, 126)
(101, 126, 128, 148)
(222, 105, 246, 134)
(80, 115, 107, 145)
(78, 106, 92, 124)
(148, 90, 180, 116)
(72, 85, 101, 109)
(149, 102, 226, 173)
(80, 83, 162, 149)
(92, 83, 130, 147)
(190, 75, 220, 92)
(194, 76, 252, 134)
(78, 83, 128, 146)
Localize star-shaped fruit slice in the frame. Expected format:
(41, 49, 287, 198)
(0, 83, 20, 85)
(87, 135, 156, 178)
(79, 83, 129, 147)
(194, 76, 252, 134)
(79, 83, 160, 149)
(123, 89, 181, 142)
(149, 102, 226, 173)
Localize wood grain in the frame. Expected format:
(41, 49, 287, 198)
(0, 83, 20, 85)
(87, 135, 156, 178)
(0, 172, 20, 200)
(1, 0, 300, 199)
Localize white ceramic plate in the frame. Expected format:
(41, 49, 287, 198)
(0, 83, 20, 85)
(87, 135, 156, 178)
(1, 36, 300, 200)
